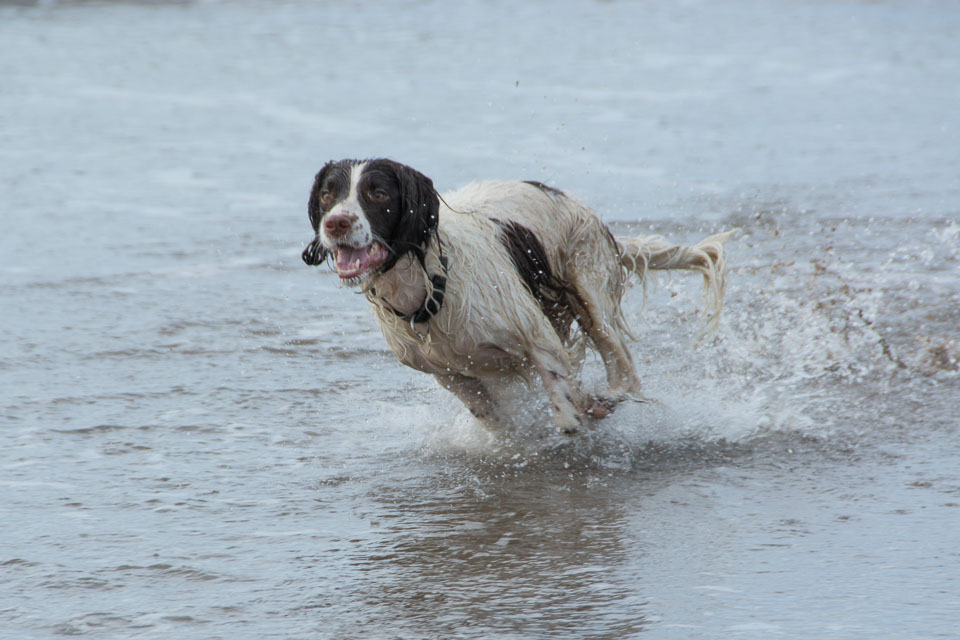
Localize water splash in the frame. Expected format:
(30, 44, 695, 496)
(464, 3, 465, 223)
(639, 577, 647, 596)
(418, 221, 956, 467)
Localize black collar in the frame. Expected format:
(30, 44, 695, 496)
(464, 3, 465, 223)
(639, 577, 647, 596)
(390, 255, 448, 327)
(370, 234, 449, 336)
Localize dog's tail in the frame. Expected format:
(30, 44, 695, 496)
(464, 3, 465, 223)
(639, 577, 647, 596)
(616, 230, 734, 330)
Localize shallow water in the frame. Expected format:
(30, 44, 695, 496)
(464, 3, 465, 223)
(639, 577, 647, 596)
(2, 0, 959, 638)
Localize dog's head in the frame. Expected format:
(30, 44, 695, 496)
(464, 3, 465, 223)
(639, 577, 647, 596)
(302, 158, 439, 285)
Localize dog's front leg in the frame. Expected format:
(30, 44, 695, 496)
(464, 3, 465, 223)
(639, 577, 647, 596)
(434, 372, 503, 431)
(528, 347, 587, 436)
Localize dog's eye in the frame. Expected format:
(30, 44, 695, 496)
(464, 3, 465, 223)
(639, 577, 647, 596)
(370, 189, 390, 202)
(320, 190, 335, 206)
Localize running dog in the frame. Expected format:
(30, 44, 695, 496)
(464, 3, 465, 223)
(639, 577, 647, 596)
(302, 158, 730, 435)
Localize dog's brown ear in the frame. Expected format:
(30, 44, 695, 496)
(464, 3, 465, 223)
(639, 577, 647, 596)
(301, 237, 328, 266)
(308, 161, 336, 232)
(387, 161, 440, 269)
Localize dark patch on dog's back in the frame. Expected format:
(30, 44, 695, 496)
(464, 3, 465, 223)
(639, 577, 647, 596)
(493, 219, 567, 313)
(522, 180, 565, 197)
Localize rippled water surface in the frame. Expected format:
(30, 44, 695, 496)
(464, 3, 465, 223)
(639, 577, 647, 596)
(2, 1, 959, 638)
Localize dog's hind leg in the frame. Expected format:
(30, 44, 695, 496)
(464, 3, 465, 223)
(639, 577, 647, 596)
(563, 222, 645, 399)
(565, 271, 645, 399)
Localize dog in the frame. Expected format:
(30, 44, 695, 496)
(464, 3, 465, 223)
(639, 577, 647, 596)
(302, 158, 730, 435)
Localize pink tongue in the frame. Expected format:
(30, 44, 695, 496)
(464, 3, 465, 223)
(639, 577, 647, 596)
(335, 246, 369, 274)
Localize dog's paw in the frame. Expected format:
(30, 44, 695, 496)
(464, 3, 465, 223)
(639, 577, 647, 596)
(584, 395, 619, 419)
(555, 412, 584, 436)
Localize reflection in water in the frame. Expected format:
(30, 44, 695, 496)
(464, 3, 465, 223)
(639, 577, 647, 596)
(348, 468, 649, 639)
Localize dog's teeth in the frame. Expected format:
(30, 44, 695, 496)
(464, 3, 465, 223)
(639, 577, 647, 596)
(355, 258, 361, 269)
(368, 245, 377, 256)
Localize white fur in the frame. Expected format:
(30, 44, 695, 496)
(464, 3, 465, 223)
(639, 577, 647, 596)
(319, 162, 372, 249)
(358, 180, 732, 436)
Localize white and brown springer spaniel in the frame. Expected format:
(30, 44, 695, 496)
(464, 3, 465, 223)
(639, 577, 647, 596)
(302, 159, 731, 435)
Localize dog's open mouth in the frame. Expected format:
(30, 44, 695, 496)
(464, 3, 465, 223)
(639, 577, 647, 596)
(333, 242, 389, 281)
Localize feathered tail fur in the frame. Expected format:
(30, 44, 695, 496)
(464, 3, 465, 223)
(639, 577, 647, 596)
(616, 230, 734, 330)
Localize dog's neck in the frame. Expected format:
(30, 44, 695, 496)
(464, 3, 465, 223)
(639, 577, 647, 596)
(364, 253, 429, 317)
